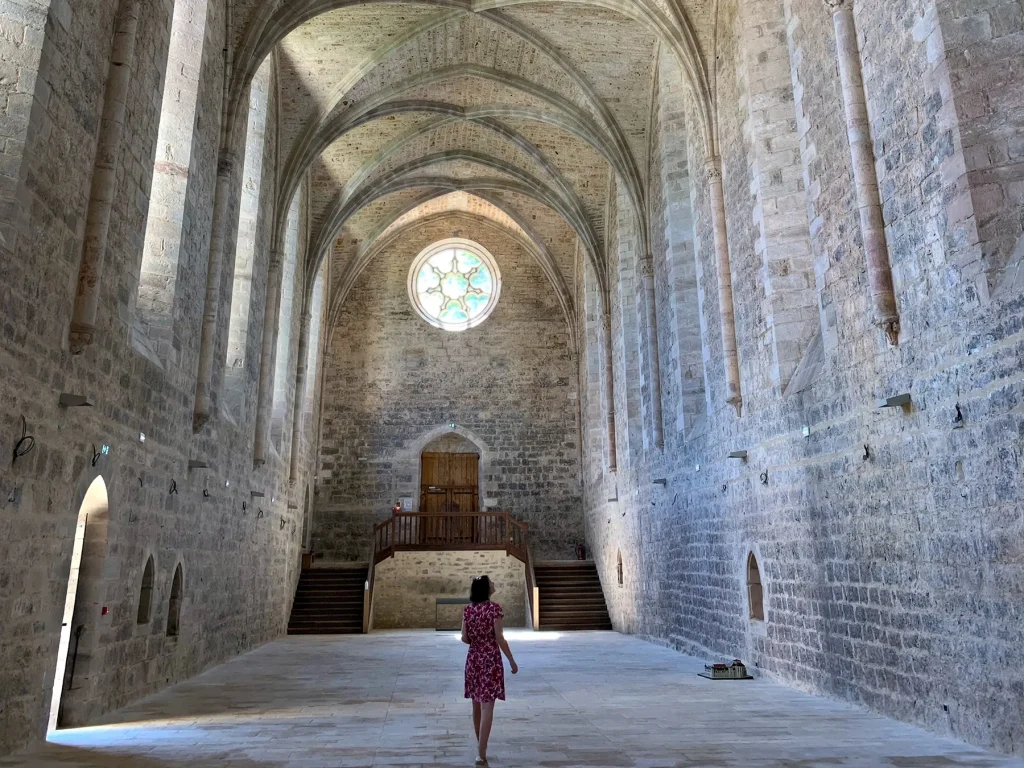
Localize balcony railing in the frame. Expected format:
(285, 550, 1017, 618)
(372, 511, 528, 565)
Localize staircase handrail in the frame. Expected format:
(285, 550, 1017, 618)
(371, 510, 529, 564)
(524, 538, 539, 630)
(362, 538, 377, 634)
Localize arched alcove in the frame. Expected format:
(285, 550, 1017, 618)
(167, 564, 183, 638)
(48, 475, 110, 732)
(747, 552, 764, 622)
(136, 555, 155, 625)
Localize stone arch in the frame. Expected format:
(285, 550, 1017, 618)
(328, 208, 578, 354)
(136, 554, 155, 625)
(279, 65, 646, 250)
(226, 0, 713, 161)
(407, 424, 493, 512)
(309, 150, 601, 278)
(48, 470, 112, 732)
(746, 550, 764, 622)
(167, 563, 184, 638)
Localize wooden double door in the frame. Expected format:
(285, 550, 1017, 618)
(420, 452, 480, 543)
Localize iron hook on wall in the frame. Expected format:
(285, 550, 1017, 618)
(760, 471, 769, 486)
(11, 416, 34, 467)
(169, 480, 178, 495)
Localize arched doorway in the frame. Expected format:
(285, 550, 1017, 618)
(420, 432, 480, 543)
(48, 475, 109, 732)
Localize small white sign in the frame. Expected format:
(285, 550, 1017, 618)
(483, 498, 498, 508)
(401, 497, 413, 511)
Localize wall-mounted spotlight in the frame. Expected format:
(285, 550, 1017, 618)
(802, 426, 810, 437)
(139, 432, 146, 443)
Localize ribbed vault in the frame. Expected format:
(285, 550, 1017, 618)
(223, 0, 720, 347)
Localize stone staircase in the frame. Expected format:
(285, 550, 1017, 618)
(535, 561, 612, 631)
(287, 566, 367, 635)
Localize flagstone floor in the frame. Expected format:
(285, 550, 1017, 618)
(4, 630, 1022, 767)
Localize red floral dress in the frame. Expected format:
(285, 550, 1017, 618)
(464, 601, 505, 703)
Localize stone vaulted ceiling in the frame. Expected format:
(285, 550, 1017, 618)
(226, 0, 718, 328)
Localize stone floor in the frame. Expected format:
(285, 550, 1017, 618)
(5, 630, 1023, 767)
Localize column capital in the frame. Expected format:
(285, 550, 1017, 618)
(217, 150, 238, 176)
(639, 257, 655, 278)
(704, 156, 723, 183)
(824, 0, 850, 12)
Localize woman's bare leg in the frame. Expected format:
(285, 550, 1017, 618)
(472, 701, 481, 741)
(477, 701, 495, 760)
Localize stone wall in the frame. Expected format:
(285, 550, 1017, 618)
(314, 214, 584, 563)
(0, 0, 318, 756)
(579, 0, 1024, 757)
(372, 551, 526, 630)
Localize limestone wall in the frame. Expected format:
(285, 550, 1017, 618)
(579, 0, 1024, 757)
(0, 0, 319, 755)
(372, 551, 527, 630)
(314, 214, 584, 562)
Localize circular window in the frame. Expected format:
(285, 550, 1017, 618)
(408, 239, 501, 331)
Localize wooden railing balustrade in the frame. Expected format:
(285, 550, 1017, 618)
(372, 511, 529, 565)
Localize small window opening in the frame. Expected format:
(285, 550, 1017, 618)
(747, 552, 764, 621)
(616, 549, 623, 586)
(167, 564, 183, 637)
(136, 556, 154, 624)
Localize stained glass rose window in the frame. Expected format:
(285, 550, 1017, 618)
(408, 239, 501, 331)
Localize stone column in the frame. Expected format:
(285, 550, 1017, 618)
(828, 0, 900, 344)
(193, 149, 237, 430)
(69, 0, 140, 354)
(638, 257, 664, 450)
(602, 304, 618, 472)
(253, 250, 284, 467)
(705, 157, 743, 415)
(288, 310, 312, 482)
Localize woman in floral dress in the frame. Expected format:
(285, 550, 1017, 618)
(461, 575, 518, 766)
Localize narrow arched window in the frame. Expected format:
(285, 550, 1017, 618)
(136, 556, 154, 624)
(616, 549, 623, 586)
(747, 552, 764, 621)
(167, 564, 183, 637)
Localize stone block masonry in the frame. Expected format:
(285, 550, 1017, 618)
(579, 0, 1024, 758)
(0, 0, 319, 756)
(314, 214, 585, 563)
(372, 551, 527, 630)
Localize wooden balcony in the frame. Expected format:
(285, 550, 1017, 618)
(372, 511, 528, 564)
